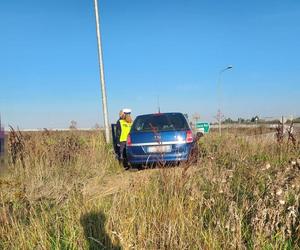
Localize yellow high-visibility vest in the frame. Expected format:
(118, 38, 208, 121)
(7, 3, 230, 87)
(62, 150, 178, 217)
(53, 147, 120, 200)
(119, 119, 132, 142)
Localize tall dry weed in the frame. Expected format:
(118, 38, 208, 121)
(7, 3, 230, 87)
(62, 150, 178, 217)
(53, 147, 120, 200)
(1, 130, 299, 249)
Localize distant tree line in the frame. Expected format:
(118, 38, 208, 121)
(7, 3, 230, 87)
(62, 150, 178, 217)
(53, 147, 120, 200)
(220, 116, 300, 125)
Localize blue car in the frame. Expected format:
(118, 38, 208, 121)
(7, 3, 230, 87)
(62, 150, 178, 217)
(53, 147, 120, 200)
(125, 112, 199, 167)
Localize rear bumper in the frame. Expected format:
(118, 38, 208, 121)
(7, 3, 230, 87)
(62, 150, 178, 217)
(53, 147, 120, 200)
(126, 143, 192, 165)
(127, 154, 189, 165)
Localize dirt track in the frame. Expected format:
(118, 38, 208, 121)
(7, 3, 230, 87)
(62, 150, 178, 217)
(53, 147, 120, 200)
(82, 165, 199, 201)
(82, 168, 159, 201)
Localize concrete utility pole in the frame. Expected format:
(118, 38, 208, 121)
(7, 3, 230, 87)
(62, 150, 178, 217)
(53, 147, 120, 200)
(94, 0, 110, 143)
(217, 65, 233, 136)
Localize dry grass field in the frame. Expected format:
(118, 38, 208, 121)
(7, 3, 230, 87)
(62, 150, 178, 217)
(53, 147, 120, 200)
(0, 129, 299, 249)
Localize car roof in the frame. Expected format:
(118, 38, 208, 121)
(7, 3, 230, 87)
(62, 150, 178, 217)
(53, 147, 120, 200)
(135, 112, 184, 117)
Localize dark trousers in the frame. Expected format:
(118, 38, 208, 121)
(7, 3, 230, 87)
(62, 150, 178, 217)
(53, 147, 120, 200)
(119, 142, 126, 160)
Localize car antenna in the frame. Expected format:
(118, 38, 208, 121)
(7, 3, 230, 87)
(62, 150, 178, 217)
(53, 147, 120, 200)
(157, 95, 161, 113)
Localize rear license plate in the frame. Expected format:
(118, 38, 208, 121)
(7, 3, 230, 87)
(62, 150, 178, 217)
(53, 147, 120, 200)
(147, 145, 172, 153)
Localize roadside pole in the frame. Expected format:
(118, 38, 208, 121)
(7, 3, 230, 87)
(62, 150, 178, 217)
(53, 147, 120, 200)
(217, 65, 233, 136)
(94, 0, 110, 143)
(217, 71, 222, 136)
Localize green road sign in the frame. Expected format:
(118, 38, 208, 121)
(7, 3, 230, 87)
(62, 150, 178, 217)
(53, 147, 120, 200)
(196, 122, 210, 133)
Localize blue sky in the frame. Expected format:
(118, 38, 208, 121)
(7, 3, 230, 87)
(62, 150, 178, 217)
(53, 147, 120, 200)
(1, 0, 299, 129)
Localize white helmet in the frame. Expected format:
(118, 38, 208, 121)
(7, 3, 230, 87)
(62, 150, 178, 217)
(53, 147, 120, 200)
(122, 108, 132, 114)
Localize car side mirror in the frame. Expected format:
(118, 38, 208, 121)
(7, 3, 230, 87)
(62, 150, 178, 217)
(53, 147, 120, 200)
(195, 132, 204, 140)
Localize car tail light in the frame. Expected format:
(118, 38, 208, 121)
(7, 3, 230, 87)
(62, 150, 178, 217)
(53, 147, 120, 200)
(126, 135, 132, 146)
(186, 130, 193, 143)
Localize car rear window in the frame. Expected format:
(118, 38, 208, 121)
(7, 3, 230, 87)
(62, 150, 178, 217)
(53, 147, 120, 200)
(132, 113, 189, 132)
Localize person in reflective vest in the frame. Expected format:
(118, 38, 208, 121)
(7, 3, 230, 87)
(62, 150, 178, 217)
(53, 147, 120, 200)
(116, 110, 125, 158)
(118, 109, 132, 160)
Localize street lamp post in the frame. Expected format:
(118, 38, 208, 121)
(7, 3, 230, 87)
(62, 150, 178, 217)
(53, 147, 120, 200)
(217, 65, 233, 136)
(94, 0, 110, 143)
